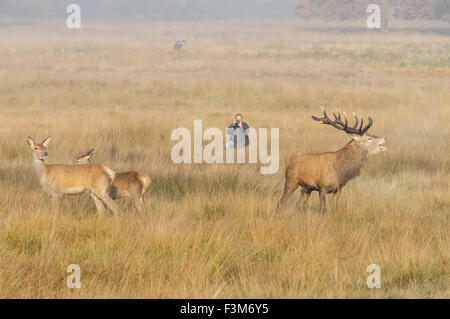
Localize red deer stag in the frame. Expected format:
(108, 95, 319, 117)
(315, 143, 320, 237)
(277, 107, 387, 212)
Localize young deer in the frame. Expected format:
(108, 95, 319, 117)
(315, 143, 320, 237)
(75, 149, 151, 213)
(277, 107, 387, 212)
(27, 137, 118, 214)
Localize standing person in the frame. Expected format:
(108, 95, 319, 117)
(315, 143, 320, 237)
(226, 113, 250, 149)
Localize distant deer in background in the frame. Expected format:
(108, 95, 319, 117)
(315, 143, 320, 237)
(173, 40, 185, 51)
(75, 149, 151, 213)
(277, 107, 387, 212)
(27, 137, 118, 214)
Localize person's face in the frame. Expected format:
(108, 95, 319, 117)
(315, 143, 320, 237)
(235, 115, 242, 122)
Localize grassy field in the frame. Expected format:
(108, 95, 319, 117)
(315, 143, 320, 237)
(0, 20, 449, 298)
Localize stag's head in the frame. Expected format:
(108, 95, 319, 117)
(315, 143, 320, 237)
(312, 107, 387, 155)
(75, 149, 94, 164)
(27, 136, 51, 161)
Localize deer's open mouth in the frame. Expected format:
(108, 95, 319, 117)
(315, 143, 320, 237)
(378, 139, 387, 152)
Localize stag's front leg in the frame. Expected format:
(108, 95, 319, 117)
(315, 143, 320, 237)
(319, 189, 327, 213)
(297, 189, 312, 211)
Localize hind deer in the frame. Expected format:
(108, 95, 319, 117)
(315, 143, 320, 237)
(27, 137, 118, 215)
(75, 149, 151, 213)
(277, 107, 387, 213)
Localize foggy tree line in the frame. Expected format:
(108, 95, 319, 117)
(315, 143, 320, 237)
(1, 0, 448, 24)
(295, 0, 450, 21)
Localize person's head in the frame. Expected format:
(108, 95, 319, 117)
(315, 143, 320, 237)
(235, 113, 243, 123)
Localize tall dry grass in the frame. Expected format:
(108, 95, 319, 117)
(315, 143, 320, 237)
(0, 20, 448, 298)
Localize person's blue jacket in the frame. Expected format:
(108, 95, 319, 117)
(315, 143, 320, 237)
(227, 122, 250, 148)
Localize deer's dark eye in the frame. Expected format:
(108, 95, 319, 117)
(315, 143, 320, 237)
(34, 147, 38, 150)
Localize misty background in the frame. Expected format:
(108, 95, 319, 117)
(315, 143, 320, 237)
(0, 0, 296, 21)
(1, 1, 449, 26)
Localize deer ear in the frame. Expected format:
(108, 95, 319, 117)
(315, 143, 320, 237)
(27, 137, 35, 147)
(42, 137, 51, 147)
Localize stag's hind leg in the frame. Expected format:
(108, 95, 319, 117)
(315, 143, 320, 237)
(277, 182, 298, 211)
(333, 189, 341, 212)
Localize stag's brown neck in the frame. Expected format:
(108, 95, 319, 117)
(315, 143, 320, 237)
(334, 140, 368, 186)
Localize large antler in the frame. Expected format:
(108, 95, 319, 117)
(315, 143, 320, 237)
(312, 106, 373, 135)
